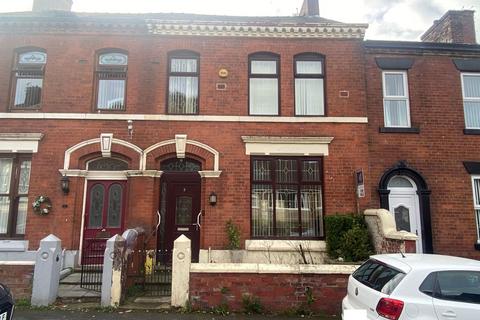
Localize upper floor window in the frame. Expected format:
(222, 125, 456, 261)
(471, 176, 480, 243)
(168, 51, 199, 114)
(462, 73, 480, 129)
(382, 71, 410, 127)
(249, 53, 279, 115)
(95, 51, 128, 111)
(294, 53, 325, 116)
(0, 155, 32, 238)
(11, 50, 47, 109)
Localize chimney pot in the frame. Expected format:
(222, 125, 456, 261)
(299, 0, 319, 17)
(32, 0, 73, 12)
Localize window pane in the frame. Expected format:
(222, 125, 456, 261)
(463, 75, 480, 98)
(0, 159, 13, 194)
(19, 52, 47, 64)
(89, 184, 104, 228)
(437, 271, 480, 304)
(464, 101, 480, 128)
(253, 160, 271, 181)
(296, 61, 322, 74)
(168, 76, 199, 114)
(252, 184, 273, 237)
(99, 53, 128, 66)
(385, 74, 405, 96)
(388, 176, 413, 188)
(14, 78, 43, 108)
(301, 186, 322, 237)
(476, 209, 480, 241)
(161, 158, 201, 172)
(0, 197, 10, 234)
(107, 184, 123, 228)
(353, 259, 405, 293)
(88, 158, 128, 171)
(251, 60, 276, 74)
(97, 79, 125, 110)
(171, 58, 197, 73)
(276, 186, 299, 237)
(15, 197, 28, 235)
(394, 206, 411, 232)
(295, 79, 324, 115)
(276, 159, 297, 183)
(249, 79, 278, 115)
(384, 99, 409, 127)
(302, 161, 320, 181)
(18, 160, 31, 194)
(474, 179, 480, 206)
(176, 196, 192, 225)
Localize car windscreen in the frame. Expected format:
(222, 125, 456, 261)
(353, 259, 406, 294)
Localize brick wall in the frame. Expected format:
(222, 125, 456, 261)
(0, 264, 34, 299)
(189, 272, 348, 315)
(421, 10, 476, 44)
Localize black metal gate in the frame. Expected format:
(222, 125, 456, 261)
(80, 239, 107, 292)
(126, 248, 172, 296)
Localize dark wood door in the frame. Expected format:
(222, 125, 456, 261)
(160, 173, 201, 262)
(83, 180, 127, 252)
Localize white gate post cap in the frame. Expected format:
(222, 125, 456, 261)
(174, 234, 191, 248)
(40, 234, 61, 242)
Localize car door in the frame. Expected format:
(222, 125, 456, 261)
(432, 271, 480, 320)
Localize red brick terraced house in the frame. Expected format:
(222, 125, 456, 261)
(0, 0, 479, 269)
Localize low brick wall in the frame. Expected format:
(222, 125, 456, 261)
(0, 262, 35, 299)
(189, 264, 355, 315)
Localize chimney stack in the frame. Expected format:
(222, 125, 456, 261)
(32, 0, 73, 12)
(421, 10, 476, 45)
(299, 0, 319, 17)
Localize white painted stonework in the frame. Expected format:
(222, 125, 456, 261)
(171, 235, 191, 308)
(191, 263, 358, 275)
(0, 133, 43, 153)
(242, 136, 334, 156)
(175, 134, 187, 159)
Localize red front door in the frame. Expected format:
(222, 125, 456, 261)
(83, 180, 127, 253)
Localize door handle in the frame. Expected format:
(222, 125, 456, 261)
(441, 310, 457, 318)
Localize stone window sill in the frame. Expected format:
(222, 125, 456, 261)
(379, 127, 420, 134)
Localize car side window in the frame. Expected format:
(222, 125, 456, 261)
(435, 271, 480, 304)
(419, 272, 436, 297)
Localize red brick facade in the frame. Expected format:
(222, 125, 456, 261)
(0, 264, 34, 299)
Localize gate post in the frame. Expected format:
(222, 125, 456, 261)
(101, 235, 125, 307)
(171, 234, 191, 308)
(31, 234, 62, 306)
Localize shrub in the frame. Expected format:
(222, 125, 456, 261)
(242, 294, 263, 314)
(226, 219, 241, 250)
(325, 214, 373, 262)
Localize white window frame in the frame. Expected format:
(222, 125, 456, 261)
(382, 71, 411, 128)
(471, 176, 480, 243)
(461, 73, 480, 129)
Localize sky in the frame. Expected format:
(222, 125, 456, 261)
(0, 0, 479, 41)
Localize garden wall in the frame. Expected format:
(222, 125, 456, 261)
(0, 261, 35, 299)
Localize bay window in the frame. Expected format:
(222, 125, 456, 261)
(462, 73, 480, 129)
(249, 53, 279, 115)
(251, 157, 323, 238)
(0, 155, 32, 238)
(382, 71, 411, 127)
(294, 53, 325, 115)
(95, 51, 128, 110)
(168, 51, 199, 114)
(11, 50, 47, 109)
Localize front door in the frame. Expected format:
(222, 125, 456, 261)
(159, 173, 201, 262)
(388, 176, 423, 253)
(83, 180, 127, 256)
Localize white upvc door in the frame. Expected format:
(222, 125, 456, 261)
(389, 189, 423, 253)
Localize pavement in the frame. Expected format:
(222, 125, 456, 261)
(14, 309, 338, 320)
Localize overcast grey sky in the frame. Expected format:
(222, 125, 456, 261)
(0, 0, 479, 41)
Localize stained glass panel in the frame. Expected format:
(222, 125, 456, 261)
(89, 184, 104, 228)
(302, 161, 320, 182)
(253, 160, 271, 181)
(301, 186, 322, 237)
(176, 196, 192, 225)
(161, 158, 201, 172)
(394, 206, 411, 232)
(18, 160, 31, 194)
(0, 159, 12, 194)
(251, 184, 273, 237)
(15, 197, 28, 235)
(88, 158, 128, 171)
(276, 159, 297, 183)
(276, 186, 299, 237)
(107, 184, 123, 228)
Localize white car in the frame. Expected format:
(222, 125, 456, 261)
(342, 254, 480, 320)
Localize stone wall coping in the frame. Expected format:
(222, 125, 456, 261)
(191, 263, 358, 274)
(245, 239, 326, 252)
(0, 261, 35, 266)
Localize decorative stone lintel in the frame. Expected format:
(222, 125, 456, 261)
(100, 133, 113, 158)
(242, 136, 334, 156)
(125, 170, 163, 178)
(0, 133, 44, 153)
(198, 170, 222, 178)
(175, 134, 187, 159)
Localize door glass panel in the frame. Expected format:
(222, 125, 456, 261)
(276, 185, 299, 236)
(176, 196, 192, 225)
(15, 197, 28, 234)
(0, 196, 10, 234)
(107, 184, 123, 228)
(89, 184, 104, 228)
(394, 205, 411, 232)
(276, 159, 298, 183)
(18, 160, 32, 194)
(301, 186, 323, 237)
(0, 159, 13, 194)
(251, 184, 273, 237)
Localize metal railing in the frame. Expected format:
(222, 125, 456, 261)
(80, 239, 107, 292)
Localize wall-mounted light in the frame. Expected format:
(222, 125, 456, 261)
(61, 175, 70, 195)
(209, 192, 217, 206)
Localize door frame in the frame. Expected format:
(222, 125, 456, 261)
(378, 161, 433, 253)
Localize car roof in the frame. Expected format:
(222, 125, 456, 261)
(371, 254, 480, 273)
